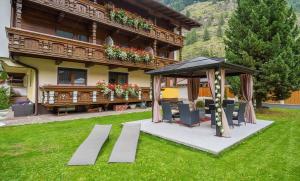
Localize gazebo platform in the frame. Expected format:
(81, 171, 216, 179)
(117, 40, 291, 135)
(129, 119, 273, 155)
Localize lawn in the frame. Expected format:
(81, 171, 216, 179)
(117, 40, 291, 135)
(0, 109, 299, 181)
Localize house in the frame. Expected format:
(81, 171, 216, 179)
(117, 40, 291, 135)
(0, 0, 200, 115)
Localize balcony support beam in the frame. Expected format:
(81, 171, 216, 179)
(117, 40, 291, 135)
(128, 68, 140, 72)
(179, 26, 183, 61)
(90, 21, 97, 44)
(85, 62, 95, 68)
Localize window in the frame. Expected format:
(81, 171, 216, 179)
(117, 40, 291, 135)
(7, 73, 25, 86)
(58, 68, 87, 85)
(78, 34, 88, 42)
(109, 72, 128, 84)
(56, 30, 74, 39)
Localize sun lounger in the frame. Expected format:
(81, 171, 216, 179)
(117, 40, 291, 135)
(108, 123, 140, 163)
(68, 125, 112, 166)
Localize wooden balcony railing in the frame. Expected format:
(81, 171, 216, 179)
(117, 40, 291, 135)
(7, 28, 176, 69)
(26, 0, 184, 47)
(41, 85, 151, 107)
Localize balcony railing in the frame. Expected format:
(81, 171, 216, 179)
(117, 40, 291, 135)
(7, 28, 176, 69)
(41, 85, 151, 107)
(26, 0, 184, 47)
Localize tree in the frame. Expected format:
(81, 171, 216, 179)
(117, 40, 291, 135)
(219, 13, 225, 26)
(185, 29, 198, 45)
(203, 27, 210, 41)
(225, 0, 300, 108)
(217, 24, 223, 37)
(186, 10, 191, 18)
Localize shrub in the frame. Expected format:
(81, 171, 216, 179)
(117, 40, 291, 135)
(196, 100, 205, 109)
(0, 87, 10, 110)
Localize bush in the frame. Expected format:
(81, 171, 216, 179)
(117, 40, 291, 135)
(0, 87, 10, 110)
(196, 100, 205, 109)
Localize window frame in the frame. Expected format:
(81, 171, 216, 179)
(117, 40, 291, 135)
(57, 67, 87, 86)
(108, 72, 129, 85)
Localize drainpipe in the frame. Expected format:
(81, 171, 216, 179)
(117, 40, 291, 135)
(12, 56, 39, 115)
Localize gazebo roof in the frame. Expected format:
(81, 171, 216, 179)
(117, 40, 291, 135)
(147, 57, 255, 78)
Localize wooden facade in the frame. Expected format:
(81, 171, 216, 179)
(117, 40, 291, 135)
(6, 0, 200, 110)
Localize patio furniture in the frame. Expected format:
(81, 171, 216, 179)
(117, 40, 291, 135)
(12, 102, 34, 117)
(205, 99, 214, 114)
(109, 123, 140, 163)
(223, 100, 235, 107)
(233, 102, 247, 126)
(225, 104, 235, 128)
(68, 124, 112, 166)
(178, 104, 200, 127)
(161, 102, 179, 122)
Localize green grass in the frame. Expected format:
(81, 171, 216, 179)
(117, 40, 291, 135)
(0, 109, 300, 180)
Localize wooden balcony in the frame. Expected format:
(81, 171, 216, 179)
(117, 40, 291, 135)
(26, 0, 184, 47)
(7, 28, 176, 69)
(41, 85, 151, 107)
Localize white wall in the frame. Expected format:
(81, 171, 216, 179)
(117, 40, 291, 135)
(0, 0, 11, 58)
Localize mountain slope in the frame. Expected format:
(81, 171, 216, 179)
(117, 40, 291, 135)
(162, 0, 300, 60)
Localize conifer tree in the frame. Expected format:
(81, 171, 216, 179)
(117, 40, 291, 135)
(217, 25, 223, 37)
(225, 0, 300, 107)
(203, 27, 211, 41)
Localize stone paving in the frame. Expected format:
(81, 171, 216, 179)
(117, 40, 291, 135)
(129, 119, 274, 155)
(0, 108, 151, 127)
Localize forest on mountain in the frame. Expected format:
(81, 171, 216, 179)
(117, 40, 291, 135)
(161, 0, 300, 59)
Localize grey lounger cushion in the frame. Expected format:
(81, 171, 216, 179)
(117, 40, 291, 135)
(109, 123, 141, 163)
(68, 124, 112, 166)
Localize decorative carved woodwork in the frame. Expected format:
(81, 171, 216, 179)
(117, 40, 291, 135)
(25, 0, 184, 47)
(7, 28, 175, 69)
(153, 39, 157, 56)
(89, 21, 97, 44)
(41, 85, 151, 107)
(16, 0, 23, 28)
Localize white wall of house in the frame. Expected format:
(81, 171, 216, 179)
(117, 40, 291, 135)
(18, 56, 151, 103)
(0, 0, 11, 58)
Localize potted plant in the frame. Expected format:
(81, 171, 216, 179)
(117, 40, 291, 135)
(0, 87, 10, 120)
(0, 71, 8, 84)
(196, 100, 205, 118)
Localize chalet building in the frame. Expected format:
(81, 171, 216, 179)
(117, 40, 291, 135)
(0, 0, 200, 115)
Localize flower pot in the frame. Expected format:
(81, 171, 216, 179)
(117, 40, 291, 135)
(198, 108, 205, 118)
(129, 104, 136, 109)
(0, 109, 9, 120)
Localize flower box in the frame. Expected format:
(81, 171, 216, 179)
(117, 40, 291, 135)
(113, 105, 128, 111)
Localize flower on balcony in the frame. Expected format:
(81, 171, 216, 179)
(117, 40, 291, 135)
(105, 46, 153, 64)
(128, 84, 140, 97)
(109, 8, 153, 32)
(115, 84, 124, 97)
(96, 81, 141, 98)
(96, 80, 111, 95)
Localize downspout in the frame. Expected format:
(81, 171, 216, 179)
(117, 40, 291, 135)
(12, 56, 39, 115)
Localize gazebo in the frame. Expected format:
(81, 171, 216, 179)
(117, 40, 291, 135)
(147, 57, 257, 137)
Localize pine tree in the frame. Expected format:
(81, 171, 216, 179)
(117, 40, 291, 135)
(217, 24, 223, 37)
(225, 0, 300, 108)
(219, 13, 225, 26)
(203, 27, 210, 41)
(185, 29, 198, 45)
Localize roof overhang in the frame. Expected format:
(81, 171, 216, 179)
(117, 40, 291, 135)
(147, 57, 256, 78)
(124, 0, 201, 30)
